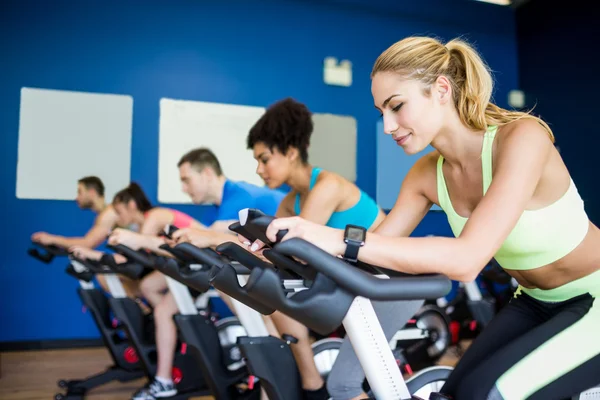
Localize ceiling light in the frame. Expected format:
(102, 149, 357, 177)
(476, 0, 511, 5)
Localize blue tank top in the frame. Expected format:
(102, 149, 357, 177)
(217, 180, 285, 221)
(294, 167, 381, 229)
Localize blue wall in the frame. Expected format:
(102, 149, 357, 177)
(376, 119, 441, 211)
(0, 0, 517, 343)
(516, 0, 599, 224)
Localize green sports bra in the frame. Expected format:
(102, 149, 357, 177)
(436, 125, 589, 270)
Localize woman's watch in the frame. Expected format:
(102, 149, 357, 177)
(343, 224, 367, 263)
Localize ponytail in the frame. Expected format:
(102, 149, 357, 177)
(445, 40, 493, 132)
(372, 36, 555, 142)
(113, 182, 153, 212)
(446, 39, 554, 142)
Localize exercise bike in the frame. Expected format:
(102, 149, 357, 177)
(90, 247, 210, 399)
(108, 242, 262, 400)
(226, 216, 450, 377)
(142, 226, 342, 400)
(28, 242, 145, 400)
(220, 209, 453, 399)
(235, 210, 600, 400)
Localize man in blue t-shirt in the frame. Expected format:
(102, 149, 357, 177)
(122, 147, 284, 400)
(176, 147, 284, 234)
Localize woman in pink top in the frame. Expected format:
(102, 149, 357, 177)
(108, 182, 203, 306)
(112, 182, 197, 232)
(72, 182, 203, 306)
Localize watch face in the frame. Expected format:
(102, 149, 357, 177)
(346, 226, 365, 242)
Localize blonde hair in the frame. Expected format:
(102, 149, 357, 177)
(371, 36, 554, 142)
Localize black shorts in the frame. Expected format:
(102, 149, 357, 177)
(440, 290, 600, 399)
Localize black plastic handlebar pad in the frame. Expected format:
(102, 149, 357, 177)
(215, 242, 309, 312)
(157, 243, 198, 264)
(27, 242, 69, 264)
(166, 242, 275, 313)
(107, 244, 155, 268)
(97, 253, 146, 280)
(262, 249, 314, 281)
(172, 243, 226, 268)
(216, 239, 301, 279)
(243, 266, 354, 335)
(274, 239, 452, 301)
(215, 242, 273, 271)
(227, 222, 255, 244)
(152, 256, 212, 294)
(209, 262, 276, 315)
(64, 256, 95, 282)
(236, 209, 288, 246)
(72, 256, 108, 274)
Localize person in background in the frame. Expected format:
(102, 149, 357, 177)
(243, 97, 424, 400)
(105, 148, 286, 400)
(32, 176, 119, 249)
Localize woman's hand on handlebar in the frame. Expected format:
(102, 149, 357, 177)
(171, 227, 216, 249)
(265, 216, 345, 256)
(237, 234, 267, 255)
(69, 246, 103, 261)
(113, 253, 127, 264)
(108, 228, 145, 250)
(235, 234, 273, 262)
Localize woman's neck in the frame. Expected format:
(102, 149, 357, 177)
(134, 211, 146, 225)
(432, 115, 487, 171)
(286, 163, 314, 194)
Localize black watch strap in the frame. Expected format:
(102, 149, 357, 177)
(343, 241, 361, 263)
(343, 224, 366, 263)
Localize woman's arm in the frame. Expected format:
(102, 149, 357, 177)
(267, 121, 553, 282)
(373, 153, 436, 237)
(107, 208, 175, 254)
(296, 176, 342, 225)
(276, 192, 296, 217)
(69, 246, 105, 261)
(343, 122, 552, 280)
(139, 208, 174, 236)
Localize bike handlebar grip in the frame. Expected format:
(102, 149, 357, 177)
(274, 238, 452, 301)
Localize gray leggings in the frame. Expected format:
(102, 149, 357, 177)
(326, 299, 424, 399)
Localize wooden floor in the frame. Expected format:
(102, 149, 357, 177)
(0, 345, 465, 400)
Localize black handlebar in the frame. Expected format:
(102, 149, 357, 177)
(274, 239, 452, 301)
(236, 209, 288, 246)
(107, 244, 155, 268)
(235, 209, 452, 301)
(227, 222, 255, 244)
(234, 208, 310, 280)
(162, 224, 179, 239)
(171, 243, 226, 267)
(165, 242, 275, 314)
(94, 251, 145, 280)
(70, 255, 105, 273)
(158, 244, 199, 264)
(153, 256, 213, 293)
(215, 242, 272, 271)
(262, 249, 312, 280)
(28, 242, 69, 264)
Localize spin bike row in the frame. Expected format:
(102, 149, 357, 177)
(28, 217, 453, 400)
(27, 98, 524, 400)
(30, 210, 600, 400)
